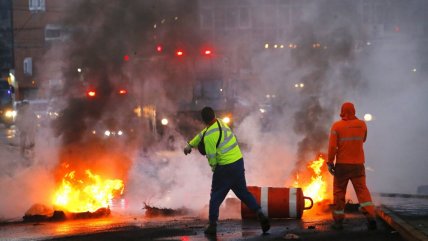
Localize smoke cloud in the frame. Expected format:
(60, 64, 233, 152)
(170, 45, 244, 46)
(1, 0, 428, 221)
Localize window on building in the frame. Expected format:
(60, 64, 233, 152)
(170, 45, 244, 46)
(226, 8, 237, 29)
(29, 0, 46, 11)
(215, 8, 226, 30)
(23, 57, 32, 76)
(45, 24, 62, 41)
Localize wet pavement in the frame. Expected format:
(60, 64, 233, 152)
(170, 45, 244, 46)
(376, 194, 428, 241)
(0, 125, 423, 240)
(0, 206, 404, 241)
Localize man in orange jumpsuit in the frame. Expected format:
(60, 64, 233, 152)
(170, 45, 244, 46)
(327, 102, 377, 230)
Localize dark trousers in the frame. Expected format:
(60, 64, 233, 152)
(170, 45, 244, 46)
(209, 158, 261, 223)
(333, 164, 375, 222)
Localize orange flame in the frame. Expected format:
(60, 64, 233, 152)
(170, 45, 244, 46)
(52, 169, 124, 213)
(293, 155, 328, 205)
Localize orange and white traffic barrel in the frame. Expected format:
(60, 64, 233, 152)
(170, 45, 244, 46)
(241, 186, 313, 219)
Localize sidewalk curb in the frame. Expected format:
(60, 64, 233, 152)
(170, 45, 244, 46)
(377, 205, 428, 241)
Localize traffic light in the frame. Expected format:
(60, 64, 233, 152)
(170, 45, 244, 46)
(87, 90, 96, 98)
(156, 45, 163, 53)
(203, 49, 212, 55)
(123, 55, 130, 61)
(175, 49, 184, 56)
(118, 89, 128, 95)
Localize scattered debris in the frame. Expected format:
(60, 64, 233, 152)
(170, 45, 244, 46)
(68, 207, 110, 219)
(328, 200, 360, 213)
(23, 204, 110, 222)
(143, 203, 190, 218)
(283, 233, 300, 239)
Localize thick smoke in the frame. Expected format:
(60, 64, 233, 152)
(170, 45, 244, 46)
(50, 0, 212, 212)
(238, 1, 368, 187)
(239, 0, 428, 197)
(1, 0, 428, 222)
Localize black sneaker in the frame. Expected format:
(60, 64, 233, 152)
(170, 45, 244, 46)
(204, 224, 217, 235)
(331, 222, 344, 230)
(257, 212, 271, 233)
(367, 219, 377, 230)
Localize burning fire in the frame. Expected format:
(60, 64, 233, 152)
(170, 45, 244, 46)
(293, 155, 328, 205)
(53, 169, 124, 213)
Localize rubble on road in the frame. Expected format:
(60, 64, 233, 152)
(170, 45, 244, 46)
(143, 203, 191, 218)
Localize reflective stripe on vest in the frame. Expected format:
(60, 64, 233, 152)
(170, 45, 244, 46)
(359, 201, 374, 207)
(205, 126, 232, 137)
(333, 210, 345, 215)
(207, 153, 216, 158)
(219, 130, 234, 148)
(339, 136, 364, 142)
(214, 122, 237, 154)
(221, 142, 238, 154)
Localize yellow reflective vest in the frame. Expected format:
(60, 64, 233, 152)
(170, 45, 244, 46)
(189, 118, 242, 169)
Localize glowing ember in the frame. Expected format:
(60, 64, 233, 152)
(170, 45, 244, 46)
(293, 155, 328, 205)
(53, 169, 124, 213)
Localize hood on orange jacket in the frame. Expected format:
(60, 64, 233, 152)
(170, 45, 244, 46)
(340, 102, 357, 121)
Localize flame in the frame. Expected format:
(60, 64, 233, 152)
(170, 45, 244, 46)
(52, 169, 124, 213)
(293, 155, 328, 205)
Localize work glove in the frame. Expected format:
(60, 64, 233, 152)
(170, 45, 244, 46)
(183, 144, 192, 155)
(327, 162, 335, 176)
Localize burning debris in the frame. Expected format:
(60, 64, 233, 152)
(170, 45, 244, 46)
(52, 169, 124, 213)
(143, 203, 191, 218)
(291, 154, 331, 207)
(23, 204, 110, 222)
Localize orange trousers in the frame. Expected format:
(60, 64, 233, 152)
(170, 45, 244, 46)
(332, 164, 376, 223)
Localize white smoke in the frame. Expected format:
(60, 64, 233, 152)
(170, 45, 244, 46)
(1, 0, 427, 222)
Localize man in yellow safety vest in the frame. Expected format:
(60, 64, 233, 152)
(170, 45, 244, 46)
(184, 106, 270, 235)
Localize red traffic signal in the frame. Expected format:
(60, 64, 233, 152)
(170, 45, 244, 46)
(175, 50, 184, 56)
(156, 45, 163, 52)
(87, 90, 96, 98)
(203, 49, 212, 55)
(123, 55, 130, 61)
(118, 89, 128, 95)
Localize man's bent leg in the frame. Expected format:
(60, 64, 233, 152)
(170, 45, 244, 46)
(230, 159, 260, 212)
(231, 159, 269, 233)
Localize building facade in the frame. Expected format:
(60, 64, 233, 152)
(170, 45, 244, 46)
(12, 0, 69, 98)
(0, 0, 14, 80)
(5, 0, 428, 99)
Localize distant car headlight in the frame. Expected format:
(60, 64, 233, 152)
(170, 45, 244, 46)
(5, 110, 17, 118)
(222, 116, 231, 124)
(104, 130, 111, 136)
(259, 108, 266, 113)
(48, 111, 59, 119)
(161, 118, 169, 126)
(118, 130, 123, 136)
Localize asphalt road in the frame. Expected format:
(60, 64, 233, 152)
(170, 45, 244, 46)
(0, 205, 405, 241)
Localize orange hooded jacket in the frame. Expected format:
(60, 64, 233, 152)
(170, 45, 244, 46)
(328, 102, 367, 165)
